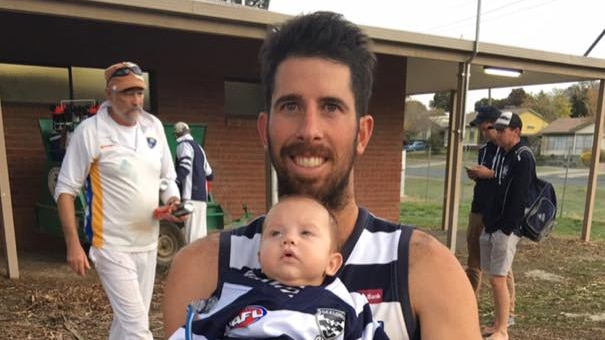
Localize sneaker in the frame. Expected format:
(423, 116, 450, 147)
(507, 315, 515, 327)
(484, 315, 515, 335)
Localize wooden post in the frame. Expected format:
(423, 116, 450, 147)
(442, 90, 458, 231)
(444, 63, 469, 252)
(582, 79, 605, 242)
(0, 99, 20, 279)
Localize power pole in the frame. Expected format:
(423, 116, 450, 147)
(584, 28, 605, 57)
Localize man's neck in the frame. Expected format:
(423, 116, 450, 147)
(504, 139, 521, 152)
(333, 199, 359, 248)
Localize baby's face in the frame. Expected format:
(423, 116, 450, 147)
(258, 197, 341, 286)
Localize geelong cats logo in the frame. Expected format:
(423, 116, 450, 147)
(315, 308, 345, 340)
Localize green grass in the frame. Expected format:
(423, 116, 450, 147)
(400, 176, 605, 241)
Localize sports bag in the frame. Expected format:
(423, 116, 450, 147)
(516, 146, 557, 242)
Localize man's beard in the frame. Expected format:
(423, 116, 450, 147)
(268, 138, 356, 211)
(112, 106, 142, 125)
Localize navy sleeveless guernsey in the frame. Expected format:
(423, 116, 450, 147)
(219, 208, 420, 340)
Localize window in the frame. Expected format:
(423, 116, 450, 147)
(0, 63, 151, 110)
(545, 136, 573, 154)
(0, 64, 69, 103)
(224, 80, 264, 119)
(575, 134, 593, 153)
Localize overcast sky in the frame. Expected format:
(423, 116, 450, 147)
(269, 0, 605, 109)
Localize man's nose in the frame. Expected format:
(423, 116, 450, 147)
(297, 108, 323, 141)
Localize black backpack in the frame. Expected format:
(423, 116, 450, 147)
(515, 146, 558, 242)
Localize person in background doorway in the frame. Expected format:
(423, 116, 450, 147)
(465, 106, 516, 326)
(55, 61, 184, 339)
(174, 121, 214, 243)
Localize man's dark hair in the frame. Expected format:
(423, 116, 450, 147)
(259, 11, 376, 118)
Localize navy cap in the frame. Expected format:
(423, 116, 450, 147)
(470, 106, 502, 126)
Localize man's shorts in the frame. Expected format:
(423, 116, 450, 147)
(479, 230, 521, 276)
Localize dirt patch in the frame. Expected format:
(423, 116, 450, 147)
(1, 236, 604, 339)
(477, 237, 605, 340)
(0, 251, 166, 339)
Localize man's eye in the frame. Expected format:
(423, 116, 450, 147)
(282, 102, 299, 111)
(122, 90, 144, 96)
(323, 103, 339, 113)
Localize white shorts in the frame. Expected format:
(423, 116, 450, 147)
(479, 230, 520, 276)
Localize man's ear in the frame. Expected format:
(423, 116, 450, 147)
(325, 252, 343, 277)
(356, 115, 374, 155)
(257, 111, 269, 149)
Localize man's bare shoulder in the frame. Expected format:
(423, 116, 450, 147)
(408, 229, 465, 282)
(173, 231, 221, 267)
(408, 229, 454, 263)
(407, 229, 482, 339)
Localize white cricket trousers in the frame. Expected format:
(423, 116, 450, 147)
(185, 200, 207, 244)
(89, 246, 157, 340)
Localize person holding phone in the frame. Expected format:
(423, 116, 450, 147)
(465, 106, 516, 333)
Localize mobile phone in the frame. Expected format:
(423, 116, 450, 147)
(172, 201, 194, 217)
(464, 165, 473, 170)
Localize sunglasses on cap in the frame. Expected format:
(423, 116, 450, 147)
(108, 65, 143, 80)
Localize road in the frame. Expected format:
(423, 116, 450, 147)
(404, 161, 605, 187)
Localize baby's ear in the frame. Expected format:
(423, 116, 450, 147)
(325, 252, 343, 277)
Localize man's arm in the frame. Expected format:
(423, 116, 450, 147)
(57, 193, 90, 276)
(174, 142, 193, 191)
(408, 230, 482, 340)
(163, 232, 221, 338)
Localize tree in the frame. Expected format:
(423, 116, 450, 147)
(566, 83, 591, 117)
(506, 88, 528, 107)
(584, 81, 600, 116)
(524, 89, 571, 122)
(430, 91, 451, 111)
(404, 99, 432, 140)
(473, 97, 508, 111)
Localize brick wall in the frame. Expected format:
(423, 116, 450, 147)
(1, 102, 64, 250)
(356, 55, 406, 222)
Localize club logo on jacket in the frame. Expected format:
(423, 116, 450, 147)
(228, 305, 267, 329)
(147, 137, 157, 148)
(315, 308, 345, 340)
(502, 165, 510, 179)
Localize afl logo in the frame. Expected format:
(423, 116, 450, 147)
(228, 305, 267, 329)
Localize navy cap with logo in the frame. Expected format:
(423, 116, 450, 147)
(494, 111, 523, 130)
(470, 106, 502, 126)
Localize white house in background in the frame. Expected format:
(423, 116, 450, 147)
(540, 117, 605, 156)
